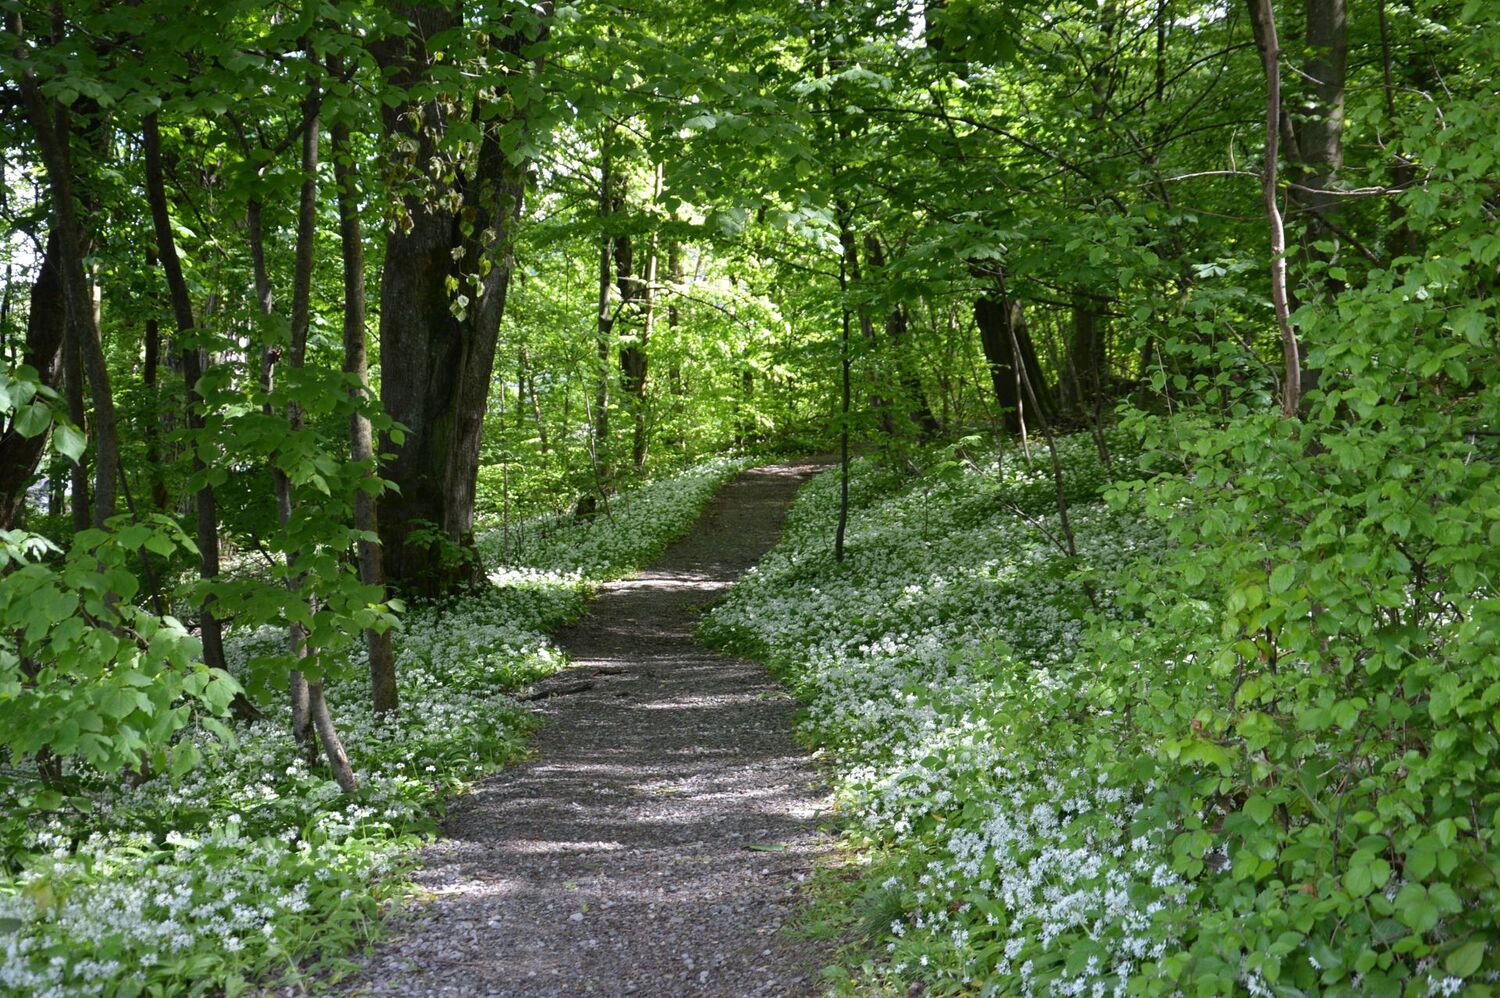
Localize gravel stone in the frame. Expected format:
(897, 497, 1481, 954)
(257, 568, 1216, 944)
(340, 462, 836, 996)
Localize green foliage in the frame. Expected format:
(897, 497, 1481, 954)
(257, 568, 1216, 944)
(0, 456, 745, 995)
(2, 0, 1497, 992)
(0, 517, 239, 779)
(196, 349, 401, 690)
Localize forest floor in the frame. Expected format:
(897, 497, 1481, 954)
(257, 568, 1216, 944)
(342, 461, 837, 996)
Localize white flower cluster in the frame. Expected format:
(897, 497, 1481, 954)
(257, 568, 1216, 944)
(477, 456, 750, 576)
(1, 456, 746, 996)
(705, 442, 1184, 994)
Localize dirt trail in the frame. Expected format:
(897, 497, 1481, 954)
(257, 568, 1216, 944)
(348, 462, 835, 996)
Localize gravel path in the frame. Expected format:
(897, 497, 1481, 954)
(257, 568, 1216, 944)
(346, 461, 835, 996)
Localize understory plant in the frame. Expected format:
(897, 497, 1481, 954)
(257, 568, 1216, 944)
(0, 456, 744, 996)
(709, 401, 1499, 995)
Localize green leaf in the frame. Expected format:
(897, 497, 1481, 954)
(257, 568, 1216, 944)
(1269, 563, 1295, 594)
(1244, 795, 1273, 825)
(13, 402, 51, 439)
(1445, 939, 1486, 978)
(1395, 884, 1439, 933)
(53, 423, 86, 462)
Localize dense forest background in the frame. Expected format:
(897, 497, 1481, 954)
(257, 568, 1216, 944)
(2, 0, 1498, 993)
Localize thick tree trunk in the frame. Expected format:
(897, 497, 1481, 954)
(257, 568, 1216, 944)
(373, 4, 546, 594)
(974, 293, 1052, 433)
(333, 118, 400, 718)
(1293, 0, 1347, 226)
(0, 233, 65, 529)
(142, 114, 234, 688)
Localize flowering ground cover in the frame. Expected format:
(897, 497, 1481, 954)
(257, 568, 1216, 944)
(704, 431, 1500, 997)
(0, 457, 746, 997)
(703, 436, 1178, 996)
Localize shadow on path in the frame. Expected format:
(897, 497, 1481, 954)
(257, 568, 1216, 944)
(347, 462, 835, 997)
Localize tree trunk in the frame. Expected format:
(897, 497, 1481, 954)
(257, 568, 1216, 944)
(582, 123, 616, 518)
(1063, 291, 1108, 415)
(974, 292, 1052, 433)
(1292, 0, 1348, 230)
(1246, 0, 1345, 408)
(627, 164, 663, 473)
(0, 232, 65, 529)
(861, 235, 939, 439)
(333, 118, 400, 718)
(373, 4, 547, 594)
(17, 59, 119, 531)
(244, 198, 310, 740)
(834, 220, 853, 563)
(308, 681, 358, 793)
(1248, 0, 1303, 418)
(616, 222, 650, 473)
(64, 328, 88, 533)
(142, 280, 168, 511)
(666, 241, 684, 394)
(519, 346, 550, 454)
(142, 113, 233, 682)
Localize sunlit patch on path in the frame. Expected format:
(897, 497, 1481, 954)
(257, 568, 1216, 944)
(346, 462, 834, 997)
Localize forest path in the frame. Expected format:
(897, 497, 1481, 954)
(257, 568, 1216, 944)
(347, 461, 836, 997)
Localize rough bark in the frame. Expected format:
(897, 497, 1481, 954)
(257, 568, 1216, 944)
(373, 4, 547, 594)
(333, 118, 400, 717)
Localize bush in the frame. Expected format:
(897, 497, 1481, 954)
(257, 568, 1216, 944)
(708, 407, 1500, 994)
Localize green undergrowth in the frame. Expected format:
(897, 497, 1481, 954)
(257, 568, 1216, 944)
(705, 424, 1500, 997)
(0, 456, 748, 997)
